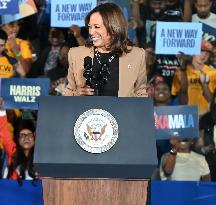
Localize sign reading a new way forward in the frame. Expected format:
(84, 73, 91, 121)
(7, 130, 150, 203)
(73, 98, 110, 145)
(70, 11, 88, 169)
(156, 22, 202, 55)
(51, 0, 97, 27)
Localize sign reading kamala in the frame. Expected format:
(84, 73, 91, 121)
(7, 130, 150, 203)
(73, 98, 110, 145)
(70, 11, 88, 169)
(0, 78, 50, 110)
(154, 105, 199, 140)
(155, 22, 202, 55)
(0, 0, 19, 15)
(51, 0, 97, 27)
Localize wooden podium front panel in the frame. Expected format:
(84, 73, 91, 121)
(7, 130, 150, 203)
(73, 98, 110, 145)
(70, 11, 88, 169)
(42, 178, 148, 205)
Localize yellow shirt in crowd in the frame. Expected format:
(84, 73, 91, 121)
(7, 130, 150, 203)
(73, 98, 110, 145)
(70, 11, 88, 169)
(5, 38, 32, 59)
(0, 56, 15, 78)
(172, 65, 216, 115)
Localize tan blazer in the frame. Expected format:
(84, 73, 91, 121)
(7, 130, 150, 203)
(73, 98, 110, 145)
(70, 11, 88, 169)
(64, 46, 147, 97)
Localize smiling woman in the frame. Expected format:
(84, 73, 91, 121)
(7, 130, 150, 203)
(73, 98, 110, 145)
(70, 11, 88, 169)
(64, 3, 148, 97)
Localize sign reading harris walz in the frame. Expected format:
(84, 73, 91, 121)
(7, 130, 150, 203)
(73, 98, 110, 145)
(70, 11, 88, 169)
(0, 78, 50, 110)
(0, 0, 19, 15)
(154, 105, 199, 140)
(155, 22, 202, 55)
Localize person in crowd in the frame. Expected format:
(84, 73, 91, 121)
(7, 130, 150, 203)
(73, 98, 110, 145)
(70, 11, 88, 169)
(1, 21, 32, 77)
(66, 25, 86, 47)
(0, 110, 38, 181)
(131, 0, 192, 46)
(35, 0, 51, 51)
(64, 3, 147, 97)
(153, 80, 184, 166)
(138, 0, 191, 87)
(164, 0, 193, 22)
(197, 89, 216, 181)
(192, 0, 216, 29)
(160, 136, 211, 181)
(145, 43, 164, 97)
(0, 29, 18, 78)
(209, 43, 216, 69)
(131, 0, 146, 47)
(154, 81, 173, 165)
(39, 28, 65, 76)
(145, 0, 168, 44)
(172, 40, 216, 115)
(47, 44, 69, 95)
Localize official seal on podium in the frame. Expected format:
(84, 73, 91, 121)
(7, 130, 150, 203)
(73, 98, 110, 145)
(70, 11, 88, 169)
(74, 109, 119, 154)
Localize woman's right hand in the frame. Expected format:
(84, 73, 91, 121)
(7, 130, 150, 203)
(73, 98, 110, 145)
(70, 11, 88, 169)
(75, 86, 95, 96)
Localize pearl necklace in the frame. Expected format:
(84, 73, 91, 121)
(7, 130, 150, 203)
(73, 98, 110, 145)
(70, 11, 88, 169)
(94, 48, 115, 65)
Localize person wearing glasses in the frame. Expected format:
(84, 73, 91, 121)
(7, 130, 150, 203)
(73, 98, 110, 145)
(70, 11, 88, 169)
(0, 110, 38, 181)
(64, 3, 147, 97)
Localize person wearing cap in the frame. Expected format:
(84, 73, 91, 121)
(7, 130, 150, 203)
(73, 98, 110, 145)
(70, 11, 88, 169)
(160, 136, 211, 181)
(172, 40, 216, 115)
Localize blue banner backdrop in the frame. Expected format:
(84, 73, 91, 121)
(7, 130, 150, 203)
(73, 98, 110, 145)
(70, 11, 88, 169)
(0, 179, 43, 205)
(151, 180, 216, 205)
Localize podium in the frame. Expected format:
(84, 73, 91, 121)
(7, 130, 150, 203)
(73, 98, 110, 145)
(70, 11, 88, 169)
(34, 96, 157, 205)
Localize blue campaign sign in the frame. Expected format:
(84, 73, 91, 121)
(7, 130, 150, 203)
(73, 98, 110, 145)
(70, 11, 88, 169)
(202, 23, 216, 43)
(0, 180, 43, 205)
(0, 0, 19, 15)
(154, 105, 199, 140)
(155, 22, 202, 55)
(51, 0, 97, 27)
(0, 78, 50, 110)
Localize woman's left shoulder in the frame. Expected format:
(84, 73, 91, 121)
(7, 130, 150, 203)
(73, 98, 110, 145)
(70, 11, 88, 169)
(128, 46, 145, 55)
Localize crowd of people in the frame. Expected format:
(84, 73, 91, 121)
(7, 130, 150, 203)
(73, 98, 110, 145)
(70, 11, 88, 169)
(0, 0, 216, 184)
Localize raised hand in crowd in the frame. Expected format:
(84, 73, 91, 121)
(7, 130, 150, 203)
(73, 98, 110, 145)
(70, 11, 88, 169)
(1, 22, 32, 77)
(175, 52, 189, 104)
(68, 25, 85, 46)
(160, 136, 211, 181)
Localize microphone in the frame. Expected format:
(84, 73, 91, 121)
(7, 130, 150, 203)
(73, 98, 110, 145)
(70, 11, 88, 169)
(83, 56, 93, 87)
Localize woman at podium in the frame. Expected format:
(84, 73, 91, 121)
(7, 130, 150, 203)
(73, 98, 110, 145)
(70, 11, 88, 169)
(64, 3, 147, 97)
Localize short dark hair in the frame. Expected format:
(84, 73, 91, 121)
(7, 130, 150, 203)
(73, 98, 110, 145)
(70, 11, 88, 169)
(0, 29, 7, 41)
(85, 3, 131, 56)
